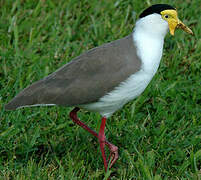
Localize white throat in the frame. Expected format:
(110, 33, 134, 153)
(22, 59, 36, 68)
(133, 14, 168, 74)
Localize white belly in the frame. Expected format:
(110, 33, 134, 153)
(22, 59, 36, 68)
(80, 69, 155, 117)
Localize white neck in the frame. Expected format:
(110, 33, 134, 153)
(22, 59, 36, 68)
(132, 14, 168, 75)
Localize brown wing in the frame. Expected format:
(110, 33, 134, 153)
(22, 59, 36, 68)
(5, 34, 141, 110)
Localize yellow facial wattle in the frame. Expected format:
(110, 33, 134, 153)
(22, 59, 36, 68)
(160, 9, 193, 36)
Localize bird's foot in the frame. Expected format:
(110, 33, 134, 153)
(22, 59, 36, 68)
(106, 142, 118, 168)
(99, 136, 119, 171)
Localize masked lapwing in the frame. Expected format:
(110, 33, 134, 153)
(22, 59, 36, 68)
(5, 4, 193, 171)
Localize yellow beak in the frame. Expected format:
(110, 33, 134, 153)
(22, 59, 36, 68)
(177, 19, 194, 35)
(168, 18, 193, 36)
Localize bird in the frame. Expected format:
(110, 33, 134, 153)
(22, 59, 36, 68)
(5, 4, 193, 172)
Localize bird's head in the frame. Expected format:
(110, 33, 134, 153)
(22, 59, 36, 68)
(139, 4, 193, 36)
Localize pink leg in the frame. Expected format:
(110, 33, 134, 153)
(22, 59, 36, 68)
(98, 117, 108, 171)
(69, 107, 118, 171)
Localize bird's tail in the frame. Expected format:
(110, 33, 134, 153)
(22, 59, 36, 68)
(5, 80, 45, 110)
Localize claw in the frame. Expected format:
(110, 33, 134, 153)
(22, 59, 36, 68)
(106, 143, 118, 168)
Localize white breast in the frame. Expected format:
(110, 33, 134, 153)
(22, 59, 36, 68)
(81, 14, 168, 117)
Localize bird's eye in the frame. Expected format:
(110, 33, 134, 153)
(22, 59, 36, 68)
(164, 15, 169, 18)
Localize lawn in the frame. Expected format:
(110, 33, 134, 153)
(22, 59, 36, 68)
(0, 0, 201, 179)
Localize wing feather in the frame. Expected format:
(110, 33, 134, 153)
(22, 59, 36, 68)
(5, 35, 141, 110)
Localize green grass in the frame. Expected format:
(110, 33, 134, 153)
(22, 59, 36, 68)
(0, 0, 200, 179)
